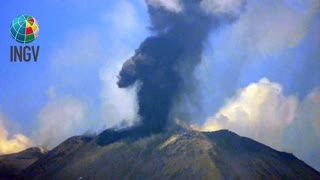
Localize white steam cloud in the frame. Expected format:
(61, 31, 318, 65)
(32, 97, 88, 149)
(201, 78, 298, 148)
(283, 89, 320, 170)
(201, 79, 320, 170)
(100, 60, 140, 128)
(146, 0, 183, 13)
(228, 0, 320, 54)
(99, 0, 143, 129)
(0, 93, 90, 152)
(0, 112, 32, 155)
(146, 0, 246, 15)
(201, 0, 245, 16)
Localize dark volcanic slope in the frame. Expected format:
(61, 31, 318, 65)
(22, 130, 320, 180)
(21, 136, 93, 178)
(0, 147, 47, 178)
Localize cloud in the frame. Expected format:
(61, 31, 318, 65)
(282, 89, 320, 170)
(49, 31, 103, 66)
(304, 90, 320, 137)
(102, 0, 141, 36)
(200, 0, 245, 16)
(227, 0, 320, 54)
(201, 78, 298, 148)
(32, 97, 88, 149)
(146, 0, 246, 15)
(200, 78, 320, 170)
(99, 0, 146, 129)
(146, 0, 183, 12)
(0, 112, 32, 155)
(47, 29, 106, 97)
(45, 0, 146, 134)
(100, 58, 140, 129)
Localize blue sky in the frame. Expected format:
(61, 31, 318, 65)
(0, 0, 148, 134)
(0, 0, 319, 170)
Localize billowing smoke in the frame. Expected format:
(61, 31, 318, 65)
(117, 0, 246, 132)
(200, 78, 298, 148)
(32, 97, 88, 149)
(199, 79, 320, 170)
(0, 112, 32, 155)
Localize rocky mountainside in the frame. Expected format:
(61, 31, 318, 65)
(0, 147, 47, 178)
(16, 129, 320, 179)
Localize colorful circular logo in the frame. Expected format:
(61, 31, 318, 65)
(10, 15, 39, 44)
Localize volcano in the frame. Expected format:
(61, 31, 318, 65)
(0, 128, 317, 179)
(0, 147, 47, 178)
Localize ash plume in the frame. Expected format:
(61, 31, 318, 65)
(117, 0, 246, 133)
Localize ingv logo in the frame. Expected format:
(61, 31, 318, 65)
(10, 15, 40, 62)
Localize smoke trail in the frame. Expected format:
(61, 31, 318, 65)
(117, 0, 246, 132)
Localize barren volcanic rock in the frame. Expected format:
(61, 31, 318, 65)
(19, 129, 320, 179)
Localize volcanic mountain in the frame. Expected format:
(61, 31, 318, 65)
(3, 128, 316, 179)
(0, 147, 47, 178)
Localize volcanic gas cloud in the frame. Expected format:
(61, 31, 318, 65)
(117, 0, 246, 133)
